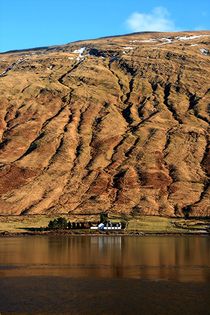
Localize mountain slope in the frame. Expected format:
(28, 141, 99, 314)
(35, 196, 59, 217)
(0, 31, 209, 216)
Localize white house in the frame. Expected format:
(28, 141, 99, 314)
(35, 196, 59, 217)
(90, 222, 122, 231)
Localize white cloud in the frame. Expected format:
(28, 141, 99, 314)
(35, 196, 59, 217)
(126, 7, 176, 32)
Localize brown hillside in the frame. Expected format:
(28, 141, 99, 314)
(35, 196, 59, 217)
(0, 31, 209, 217)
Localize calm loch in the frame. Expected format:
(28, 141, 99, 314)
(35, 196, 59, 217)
(0, 236, 209, 314)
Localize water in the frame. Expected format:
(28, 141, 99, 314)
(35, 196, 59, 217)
(0, 236, 210, 314)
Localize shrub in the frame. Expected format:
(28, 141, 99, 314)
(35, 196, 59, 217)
(100, 212, 108, 223)
(121, 220, 127, 229)
(182, 206, 190, 219)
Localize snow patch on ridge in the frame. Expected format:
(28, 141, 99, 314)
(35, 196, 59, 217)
(160, 37, 173, 44)
(73, 47, 86, 55)
(176, 35, 209, 41)
(200, 48, 209, 56)
(72, 47, 87, 61)
(124, 46, 134, 50)
(128, 34, 210, 46)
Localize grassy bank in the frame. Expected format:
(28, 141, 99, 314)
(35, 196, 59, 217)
(127, 216, 210, 234)
(0, 214, 209, 235)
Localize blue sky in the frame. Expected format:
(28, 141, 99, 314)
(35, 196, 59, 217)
(0, 0, 209, 52)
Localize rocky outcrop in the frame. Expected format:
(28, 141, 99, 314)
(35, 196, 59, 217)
(0, 31, 209, 216)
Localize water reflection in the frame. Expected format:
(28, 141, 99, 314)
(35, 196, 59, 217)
(0, 236, 209, 282)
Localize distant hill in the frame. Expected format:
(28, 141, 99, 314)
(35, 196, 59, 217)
(0, 31, 209, 217)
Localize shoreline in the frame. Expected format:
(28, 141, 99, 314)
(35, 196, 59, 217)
(0, 230, 209, 237)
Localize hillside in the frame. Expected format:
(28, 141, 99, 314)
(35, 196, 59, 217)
(0, 31, 209, 217)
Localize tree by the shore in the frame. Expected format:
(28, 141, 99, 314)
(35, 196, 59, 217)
(48, 217, 68, 230)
